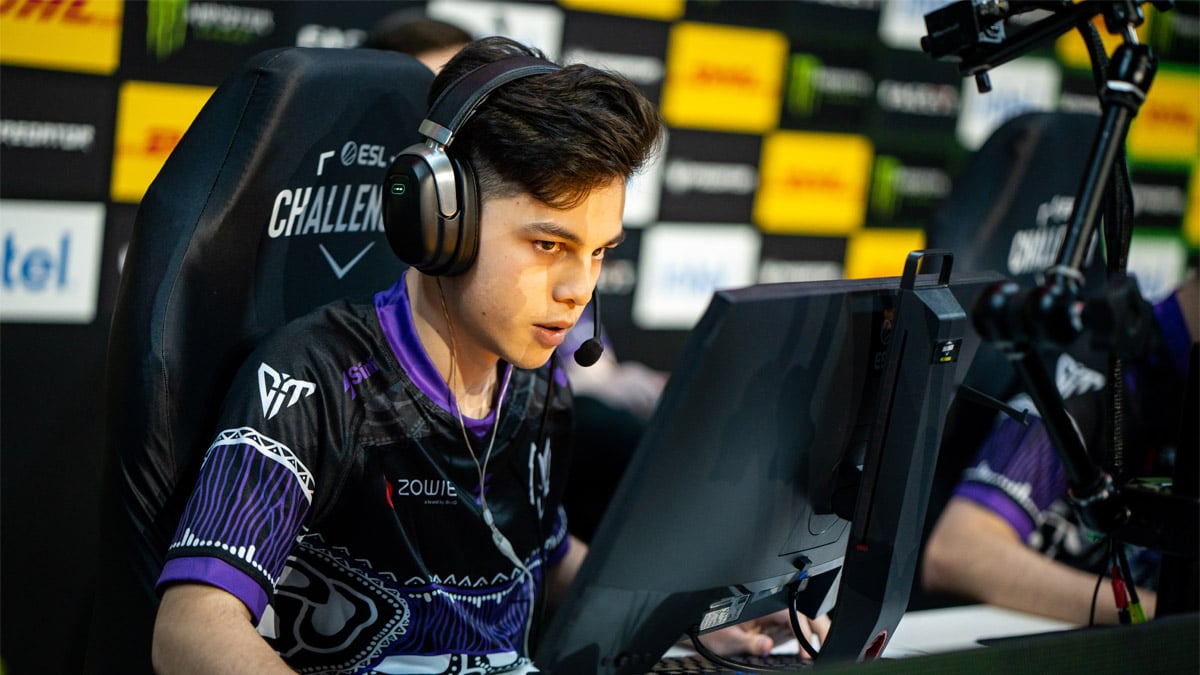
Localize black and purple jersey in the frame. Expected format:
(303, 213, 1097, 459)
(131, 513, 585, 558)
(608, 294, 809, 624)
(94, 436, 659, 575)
(954, 291, 1192, 579)
(158, 271, 573, 674)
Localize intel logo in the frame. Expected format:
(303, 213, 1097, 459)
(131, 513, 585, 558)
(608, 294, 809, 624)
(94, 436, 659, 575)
(0, 200, 104, 324)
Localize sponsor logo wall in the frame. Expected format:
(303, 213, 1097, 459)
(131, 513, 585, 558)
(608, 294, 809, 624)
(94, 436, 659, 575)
(2, 0, 1196, 352)
(0, 3, 1196, 671)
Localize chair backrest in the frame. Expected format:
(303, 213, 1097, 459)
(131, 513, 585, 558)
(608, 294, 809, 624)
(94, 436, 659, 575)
(84, 47, 433, 673)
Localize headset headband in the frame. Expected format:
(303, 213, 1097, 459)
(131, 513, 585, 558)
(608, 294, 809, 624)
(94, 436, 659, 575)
(419, 55, 561, 147)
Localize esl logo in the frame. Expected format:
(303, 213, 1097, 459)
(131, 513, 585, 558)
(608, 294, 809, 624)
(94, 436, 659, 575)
(0, 200, 104, 324)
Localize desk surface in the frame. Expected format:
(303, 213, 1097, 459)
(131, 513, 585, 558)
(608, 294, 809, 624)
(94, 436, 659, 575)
(884, 604, 1078, 657)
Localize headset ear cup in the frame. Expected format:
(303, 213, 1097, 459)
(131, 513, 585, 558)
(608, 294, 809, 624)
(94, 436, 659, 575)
(383, 146, 442, 271)
(442, 155, 479, 276)
(383, 146, 480, 276)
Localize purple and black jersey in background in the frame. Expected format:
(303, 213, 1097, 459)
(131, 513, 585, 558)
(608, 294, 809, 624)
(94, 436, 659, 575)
(954, 291, 1192, 584)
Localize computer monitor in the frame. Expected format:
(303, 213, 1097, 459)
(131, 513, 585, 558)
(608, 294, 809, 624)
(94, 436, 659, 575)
(534, 252, 1001, 674)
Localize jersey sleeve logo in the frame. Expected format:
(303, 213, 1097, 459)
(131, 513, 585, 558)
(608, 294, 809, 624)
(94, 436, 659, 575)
(258, 362, 317, 420)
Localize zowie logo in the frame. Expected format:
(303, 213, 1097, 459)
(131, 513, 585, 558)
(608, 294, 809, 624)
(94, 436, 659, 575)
(258, 362, 316, 420)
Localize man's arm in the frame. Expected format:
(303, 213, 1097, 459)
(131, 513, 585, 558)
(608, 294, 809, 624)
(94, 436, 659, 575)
(922, 496, 1156, 625)
(545, 534, 588, 615)
(153, 583, 296, 675)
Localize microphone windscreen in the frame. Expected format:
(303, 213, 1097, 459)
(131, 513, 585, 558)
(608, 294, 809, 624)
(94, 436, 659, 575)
(573, 338, 604, 367)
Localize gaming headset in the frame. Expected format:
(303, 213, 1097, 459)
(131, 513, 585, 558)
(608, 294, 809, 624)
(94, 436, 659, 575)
(383, 55, 561, 276)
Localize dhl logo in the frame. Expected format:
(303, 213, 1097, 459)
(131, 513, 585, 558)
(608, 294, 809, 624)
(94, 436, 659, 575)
(1140, 105, 1195, 130)
(777, 171, 846, 192)
(1127, 68, 1199, 165)
(0, 0, 119, 25)
(143, 127, 184, 155)
(0, 0, 122, 74)
(111, 81, 214, 203)
(753, 130, 873, 236)
(661, 22, 786, 134)
(688, 64, 759, 89)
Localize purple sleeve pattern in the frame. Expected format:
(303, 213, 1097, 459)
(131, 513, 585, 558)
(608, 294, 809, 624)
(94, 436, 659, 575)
(953, 415, 1068, 541)
(161, 427, 314, 619)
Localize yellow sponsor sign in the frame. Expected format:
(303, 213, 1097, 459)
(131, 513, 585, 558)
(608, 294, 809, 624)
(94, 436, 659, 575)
(558, 0, 684, 21)
(844, 229, 926, 280)
(1127, 67, 1199, 166)
(0, 0, 122, 75)
(754, 131, 873, 235)
(661, 22, 787, 134)
(110, 81, 215, 204)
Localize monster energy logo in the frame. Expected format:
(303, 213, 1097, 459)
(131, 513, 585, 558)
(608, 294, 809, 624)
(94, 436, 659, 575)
(787, 54, 874, 118)
(1148, 7, 1199, 54)
(147, 0, 188, 61)
(788, 54, 822, 117)
(870, 155, 901, 217)
(870, 156, 951, 218)
(146, 0, 275, 60)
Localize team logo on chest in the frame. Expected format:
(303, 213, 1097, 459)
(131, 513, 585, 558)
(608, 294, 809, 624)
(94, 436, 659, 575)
(258, 362, 316, 420)
(528, 439, 551, 519)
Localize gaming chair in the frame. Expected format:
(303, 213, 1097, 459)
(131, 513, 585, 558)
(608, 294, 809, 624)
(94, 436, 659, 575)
(82, 47, 433, 674)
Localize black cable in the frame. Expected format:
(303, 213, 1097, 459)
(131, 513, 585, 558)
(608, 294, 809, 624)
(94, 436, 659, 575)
(1077, 21, 1109, 91)
(789, 582, 821, 661)
(682, 581, 821, 671)
(530, 357, 556, 653)
(1115, 542, 1141, 607)
(1090, 537, 1112, 627)
(1079, 12, 1140, 479)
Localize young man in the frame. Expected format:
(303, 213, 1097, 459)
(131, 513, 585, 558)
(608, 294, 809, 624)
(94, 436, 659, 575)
(151, 37, 661, 674)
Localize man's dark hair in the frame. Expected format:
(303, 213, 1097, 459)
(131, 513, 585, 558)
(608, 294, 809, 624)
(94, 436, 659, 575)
(433, 36, 663, 209)
(362, 12, 472, 56)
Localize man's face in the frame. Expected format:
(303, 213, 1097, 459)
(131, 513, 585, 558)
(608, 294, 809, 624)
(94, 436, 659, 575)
(441, 177, 626, 370)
